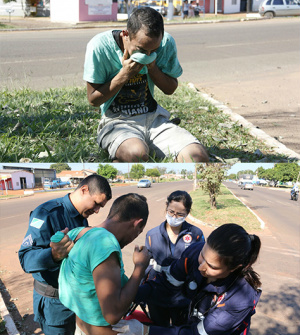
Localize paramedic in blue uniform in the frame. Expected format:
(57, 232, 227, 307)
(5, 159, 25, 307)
(143, 190, 205, 326)
(113, 223, 262, 335)
(18, 175, 112, 335)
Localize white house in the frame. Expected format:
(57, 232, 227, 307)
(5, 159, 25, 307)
(0, 169, 34, 190)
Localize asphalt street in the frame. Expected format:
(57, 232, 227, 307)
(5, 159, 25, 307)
(0, 181, 299, 334)
(0, 18, 299, 153)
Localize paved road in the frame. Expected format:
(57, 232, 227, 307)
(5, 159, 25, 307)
(0, 19, 299, 153)
(1, 181, 299, 334)
(224, 182, 300, 335)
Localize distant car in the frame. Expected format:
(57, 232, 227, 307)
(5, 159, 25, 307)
(259, 0, 300, 18)
(238, 181, 243, 187)
(138, 1, 167, 16)
(241, 182, 254, 190)
(137, 179, 151, 188)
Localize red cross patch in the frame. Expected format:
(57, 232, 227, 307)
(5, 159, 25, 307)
(183, 234, 192, 243)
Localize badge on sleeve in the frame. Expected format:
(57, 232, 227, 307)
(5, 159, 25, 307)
(22, 234, 33, 247)
(30, 218, 44, 229)
(183, 234, 192, 243)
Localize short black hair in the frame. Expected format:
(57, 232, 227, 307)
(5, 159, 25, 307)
(76, 174, 112, 200)
(166, 190, 193, 214)
(127, 7, 164, 39)
(107, 193, 149, 226)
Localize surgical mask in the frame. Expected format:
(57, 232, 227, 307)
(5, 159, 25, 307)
(166, 213, 186, 227)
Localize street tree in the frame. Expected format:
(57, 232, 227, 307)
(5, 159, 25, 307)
(97, 164, 118, 180)
(146, 168, 160, 178)
(130, 164, 145, 180)
(273, 163, 300, 183)
(196, 163, 227, 209)
(155, 166, 167, 175)
(50, 163, 71, 174)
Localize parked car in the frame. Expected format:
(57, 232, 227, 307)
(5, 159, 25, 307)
(259, 0, 300, 18)
(137, 179, 151, 188)
(44, 178, 70, 189)
(241, 182, 254, 191)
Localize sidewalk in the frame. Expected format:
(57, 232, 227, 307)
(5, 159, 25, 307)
(0, 13, 262, 31)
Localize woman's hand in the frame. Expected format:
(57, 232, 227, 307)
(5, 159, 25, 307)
(112, 319, 147, 335)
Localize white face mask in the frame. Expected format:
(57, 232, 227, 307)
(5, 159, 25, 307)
(166, 213, 186, 227)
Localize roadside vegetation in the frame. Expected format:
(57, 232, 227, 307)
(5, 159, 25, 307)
(190, 184, 261, 230)
(0, 84, 291, 163)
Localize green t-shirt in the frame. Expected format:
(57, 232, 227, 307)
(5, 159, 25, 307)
(59, 227, 128, 326)
(83, 30, 183, 115)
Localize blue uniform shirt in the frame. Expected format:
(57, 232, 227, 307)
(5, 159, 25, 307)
(19, 193, 88, 287)
(138, 221, 204, 308)
(141, 243, 261, 335)
(145, 220, 205, 274)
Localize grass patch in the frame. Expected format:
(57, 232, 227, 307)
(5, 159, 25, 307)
(190, 184, 261, 230)
(0, 84, 290, 162)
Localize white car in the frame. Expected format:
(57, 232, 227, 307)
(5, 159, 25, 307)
(137, 179, 151, 188)
(242, 182, 254, 191)
(259, 0, 300, 18)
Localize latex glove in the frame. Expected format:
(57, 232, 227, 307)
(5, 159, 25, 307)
(112, 319, 144, 335)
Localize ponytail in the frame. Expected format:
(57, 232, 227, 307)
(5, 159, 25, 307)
(207, 224, 261, 290)
(241, 234, 261, 289)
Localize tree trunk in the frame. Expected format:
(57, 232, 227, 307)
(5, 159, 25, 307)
(210, 195, 217, 209)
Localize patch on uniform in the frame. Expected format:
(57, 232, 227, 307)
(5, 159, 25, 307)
(22, 234, 33, 247)
(30, 218, 44, 229)
(214, 293, 226, 307)
(183, 234, 192, 243)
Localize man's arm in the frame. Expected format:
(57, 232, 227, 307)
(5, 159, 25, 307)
(147, 62, 178, 95)
(87, 49, 144, 107)
(93, 246, 149, 325)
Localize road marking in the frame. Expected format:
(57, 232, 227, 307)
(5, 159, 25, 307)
(1, 56, 77, 65)
(263, 245, 300, 258)
(156, 197, 165, 202)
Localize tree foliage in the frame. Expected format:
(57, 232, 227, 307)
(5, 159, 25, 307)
(50, 163, 71, 174)
(196, 163, 227, 209)
(130, 164, 145, 180)
(146, 168, 160, 178)
(97, 164, 118, 180)
(3, 0, 17, 4)
(257, 163, 300, 183)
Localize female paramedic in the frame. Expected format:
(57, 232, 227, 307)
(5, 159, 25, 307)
(142, 190, 205, 326)
(113, 223, 262, 335)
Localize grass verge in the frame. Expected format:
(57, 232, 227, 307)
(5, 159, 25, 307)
(189, 184, 261, 230)
(0, 83, 291, 162)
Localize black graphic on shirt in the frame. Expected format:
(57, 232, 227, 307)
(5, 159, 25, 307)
(111, 73, 157, 116)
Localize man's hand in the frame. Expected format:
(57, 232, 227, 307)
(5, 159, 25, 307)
(50, 228, 74, 262)
(133, 245, 150, 271)
(121, 49, 144, 78)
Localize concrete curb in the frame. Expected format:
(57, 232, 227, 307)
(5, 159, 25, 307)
(226, 187, 266, 229)
(0, 16, 265, 32)
(0, 290, 20, 335)
(187, 83, 300, 161)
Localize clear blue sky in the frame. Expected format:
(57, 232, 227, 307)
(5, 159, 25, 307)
(1, 162, 275, 175)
